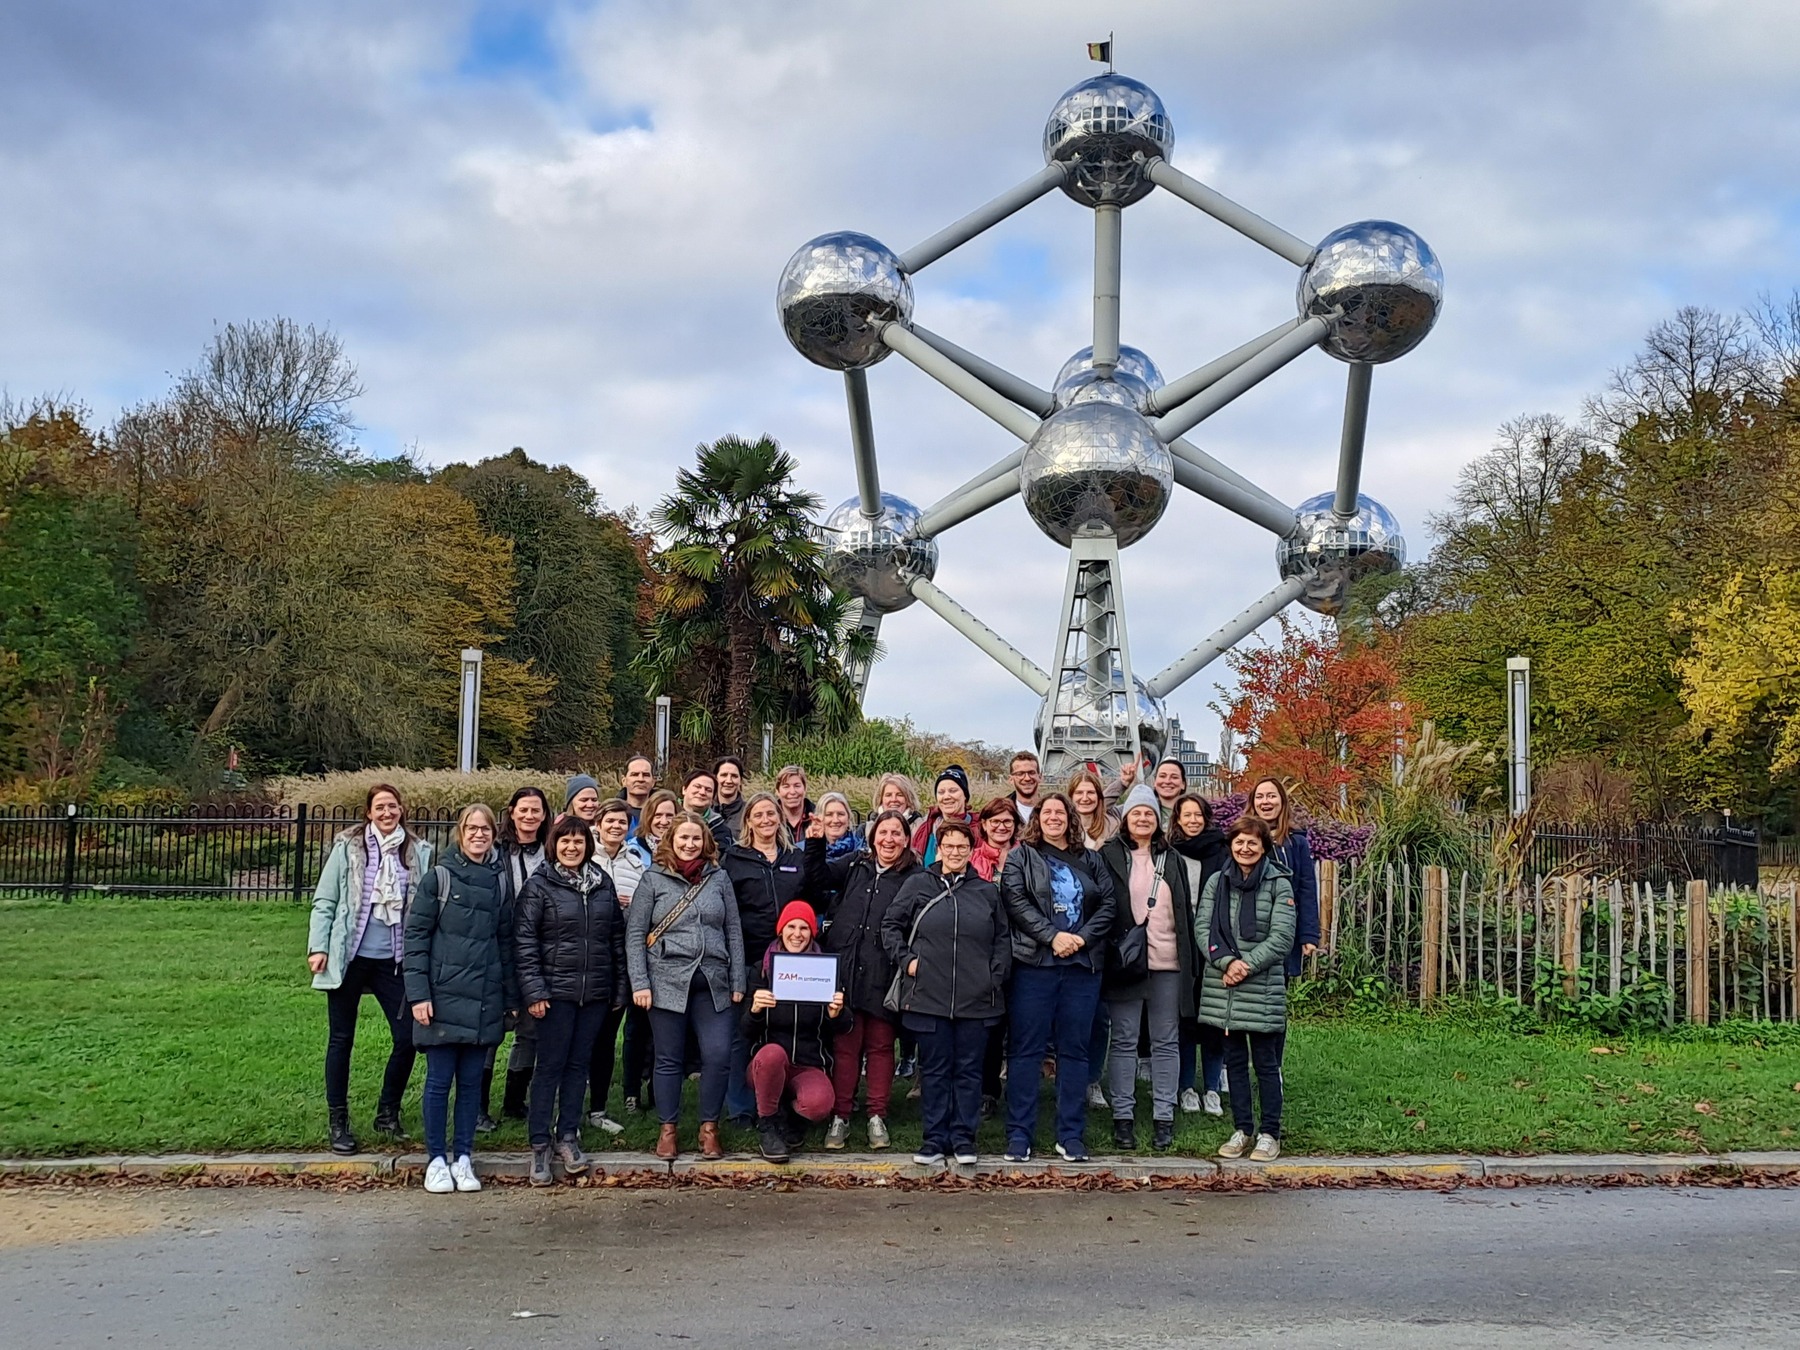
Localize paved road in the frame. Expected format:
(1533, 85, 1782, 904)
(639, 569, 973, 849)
(2, 1183, 1796, 1347)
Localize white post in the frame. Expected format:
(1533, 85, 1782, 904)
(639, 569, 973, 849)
(1506, 657, 1531, 817)
(457, 648, 483, 773)
(762, 723, 775, 773)
(654, 695, 672, 779)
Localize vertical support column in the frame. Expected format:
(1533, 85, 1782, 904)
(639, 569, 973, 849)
(1422, 865, 1446, 1003)
(1687, 879, 1711, 1025)
(1506, 657, 1532, 817)
(844, 605, 883, 703)
(1037, 531, 1144, 778)
(843, 369, 882, 518)
(1333, 362, 1373, 517)
(1092, 204, 1122, 376)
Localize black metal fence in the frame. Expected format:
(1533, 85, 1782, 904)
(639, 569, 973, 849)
(1518, 822, 1763, 889)
(0, 805, 461, 900)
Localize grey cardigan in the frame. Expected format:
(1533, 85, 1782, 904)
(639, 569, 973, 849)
(624, 863, 746, 1014)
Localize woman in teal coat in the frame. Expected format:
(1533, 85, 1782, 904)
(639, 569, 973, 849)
(1193, 815, 1295, 1163)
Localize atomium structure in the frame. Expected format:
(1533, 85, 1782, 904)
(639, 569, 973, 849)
(780, 72, 1440, 777)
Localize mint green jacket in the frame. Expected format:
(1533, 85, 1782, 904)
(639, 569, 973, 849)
(1192, 862, 1296, 1034)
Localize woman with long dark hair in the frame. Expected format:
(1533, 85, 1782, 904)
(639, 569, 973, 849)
(493, 785, 550, 1126)
(1169, 792, 1228, 1117)
(307, 783, 434, 1154)
(1248, 777, 1320, 981)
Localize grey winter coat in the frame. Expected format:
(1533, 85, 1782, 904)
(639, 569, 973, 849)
(402, 848, 518, 1048)
(624, 863, 746, 1014)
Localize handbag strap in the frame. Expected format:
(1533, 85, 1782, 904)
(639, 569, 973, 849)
(903, 884, 949, 951)
(646, 876, 707, 948)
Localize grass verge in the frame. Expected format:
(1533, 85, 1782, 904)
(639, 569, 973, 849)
(3, 897, 1798, 1159)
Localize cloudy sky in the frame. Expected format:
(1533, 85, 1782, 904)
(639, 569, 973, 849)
(5, 0, 1800, 758)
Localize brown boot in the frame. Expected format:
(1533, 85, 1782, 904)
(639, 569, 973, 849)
(698, 1121, 723, 1160)
(655, 1123, 679, 1161)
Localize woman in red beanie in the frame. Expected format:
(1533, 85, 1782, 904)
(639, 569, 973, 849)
(744, 900, 849, 1162)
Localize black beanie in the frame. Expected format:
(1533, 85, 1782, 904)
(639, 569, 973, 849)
(935, 764, 970, 800)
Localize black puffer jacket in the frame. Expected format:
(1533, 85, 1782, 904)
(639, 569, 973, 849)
(721, 843, 809, 961)
(514, 863, 626, 1008)
(805, 835, 919, 1017)
(742, 942, 853, 1072)
(403, 848, 518, 1048)
(881, 865, 1010, 1020)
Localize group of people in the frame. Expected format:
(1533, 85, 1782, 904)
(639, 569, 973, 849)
(306, 751, 1320, 1191)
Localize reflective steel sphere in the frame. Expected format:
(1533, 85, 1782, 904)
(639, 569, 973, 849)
(1020, 402, 1173, 548)
(1037, 669, 1170, 767)
(1053, 345, 1165, 408)
(1297, 221, 1443, 364)
(1057, 368, 1155, 412)
(1276, 491, 1407, 615)
(777, 232, 913, 370)
(818, 493, 937, 614)
(1043, 75, 1174, 208)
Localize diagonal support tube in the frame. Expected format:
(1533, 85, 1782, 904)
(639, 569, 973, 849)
(912, 467, 1021, 539)
(908, 575, 1051, 696)
(843, 369, 882, 518)
(1170, 457, 1298, 538)
(911, 325, 1055, 416)
(899, 163, 1070, 274)
(1334, 362, 1373, 517)
(1145, 158, 1315, 266)
(880, 323, 1042, 442)
(1150, 315, 1329, 443)
(1146, 576, 1308, 700)
(1093, 204, 1122, 375)
(1167, 437, 1295, 524)
(1146, 318, 1305, 416)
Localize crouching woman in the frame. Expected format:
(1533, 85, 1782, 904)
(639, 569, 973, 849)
(1193, 815, 1295, 1163)
(745, 900, 850, 1162)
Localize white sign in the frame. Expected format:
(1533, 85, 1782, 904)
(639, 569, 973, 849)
(770, 953, 838, 1004)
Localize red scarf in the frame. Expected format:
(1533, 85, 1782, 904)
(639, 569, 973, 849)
(674, 856, 706, 882)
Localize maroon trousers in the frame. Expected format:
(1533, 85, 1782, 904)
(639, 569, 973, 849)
(830, 1012, 897, 1119)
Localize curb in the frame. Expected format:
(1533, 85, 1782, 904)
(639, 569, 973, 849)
(8, 1150, 1800, 1187)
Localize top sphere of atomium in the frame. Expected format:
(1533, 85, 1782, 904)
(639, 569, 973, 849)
(1298, 221, 1443, 364)
(1043, 74, 1174, 208)
(1020, 401, 1172, 548)
(819, 493, 937, 615)
(1276, 491, 1407, 615)
(1052, 345, 1165, 412)
(778, 232, 913, 370)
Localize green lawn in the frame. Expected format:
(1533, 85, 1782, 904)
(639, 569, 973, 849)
(2, 897, 1797, 1159)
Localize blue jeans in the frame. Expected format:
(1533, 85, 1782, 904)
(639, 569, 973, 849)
(422, 1044, 485, 1161)
(1179, 1019, 1226, 1094)
(530, 1000, 610, 1147)
(1005, 962, 1103, 1152)
(648, 977, 735, 1125)
(910, 1015, 990, 1154)
(1087, 999, 1109, 1088)
(724, 1018, 755, 1123)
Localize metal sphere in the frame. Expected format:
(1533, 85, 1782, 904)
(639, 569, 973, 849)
(1297, 221, 1443, 364)
(1276, 491, 1407, 616)
(818, 493, 937, 614)
(777, 232, 913, 370)
(1052, 345, 1165, 408)
(1042, 75, 1173, 208)
(1038, 670, 1170, 766)
(1019, 402, 1172, 548)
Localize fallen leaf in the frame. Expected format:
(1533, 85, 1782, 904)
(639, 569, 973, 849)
(1693, 1101, 1716, 1115)
(1589, 1046, 1615, 1055)
(1636, 1083, 1657, 1095)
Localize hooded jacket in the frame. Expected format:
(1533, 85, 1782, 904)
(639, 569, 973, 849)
(881, 865, 1011, 1020)
(743, 940, 853, 1071)
(514, 863, 627, 1008)
(804, 835, 919, 1017)
(1193, 858, 1296, 1034)
(402, 847, 518, 1048)
(624, 861, 745, 1014)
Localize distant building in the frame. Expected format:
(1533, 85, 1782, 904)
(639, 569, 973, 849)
(1165, 716, 1212, 781)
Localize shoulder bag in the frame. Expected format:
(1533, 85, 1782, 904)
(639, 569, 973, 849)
(1107, 850, 1167, 985)
(883, 887, 947, 1013)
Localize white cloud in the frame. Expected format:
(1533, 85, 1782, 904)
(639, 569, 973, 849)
(3, 0, 1799, 760)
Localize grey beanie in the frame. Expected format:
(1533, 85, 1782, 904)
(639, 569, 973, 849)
(1119, 783, 1160, 818)
(564, 773, 600, 807)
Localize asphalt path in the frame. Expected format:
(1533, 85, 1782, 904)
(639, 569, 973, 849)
(2, 1183, 1796, 1347)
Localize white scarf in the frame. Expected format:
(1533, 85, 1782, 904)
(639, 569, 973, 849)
(368, 825, 407, 927)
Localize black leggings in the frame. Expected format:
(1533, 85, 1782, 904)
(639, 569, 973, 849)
(324, 956, 414, 1113)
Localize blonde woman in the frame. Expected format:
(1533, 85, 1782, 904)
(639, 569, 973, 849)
(402, 803, 517, 1194)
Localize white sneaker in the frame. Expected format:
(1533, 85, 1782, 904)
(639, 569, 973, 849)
(1086, 1082, 1107, 1110)
(423, 1156, 454, 1193)
(450, 1155, 481, 1192)
(952, 1149, 978, 1166)
(1203, 1090, 1224, 1117)
(1217, 1130, 1249, 1159)
(1179, 1088, 1202, 1114)
(867, 1115, 890, 1150)
(1250, 1134, 1281, 1162)
(912, 1149, 945, 1167)
(589, 1112, 625, 1136)
(824, 1115, 849, 1150)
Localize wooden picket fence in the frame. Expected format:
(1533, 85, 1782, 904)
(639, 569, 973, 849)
(1312, 860, 1800, 1025)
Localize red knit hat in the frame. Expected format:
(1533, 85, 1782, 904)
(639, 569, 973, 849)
(776, 900, 818, 937)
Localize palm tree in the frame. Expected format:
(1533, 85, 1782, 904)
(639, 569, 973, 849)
(639, 435, 862, 754)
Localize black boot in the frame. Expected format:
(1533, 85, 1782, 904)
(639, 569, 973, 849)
(1112, 1118, 1136, 1151)
(372, 1102, 404, 1138)
(502, 1068, 532, 1120)
(757, 1114, 790, 1163)
(476, 1062, 498, 1133)
(1152, 1120, 1175, 1151)
(783, 1106, 809, 1150)
(329, 1107, 358, 1155)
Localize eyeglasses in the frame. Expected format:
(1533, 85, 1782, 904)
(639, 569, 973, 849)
(463, 825, 494, 836)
